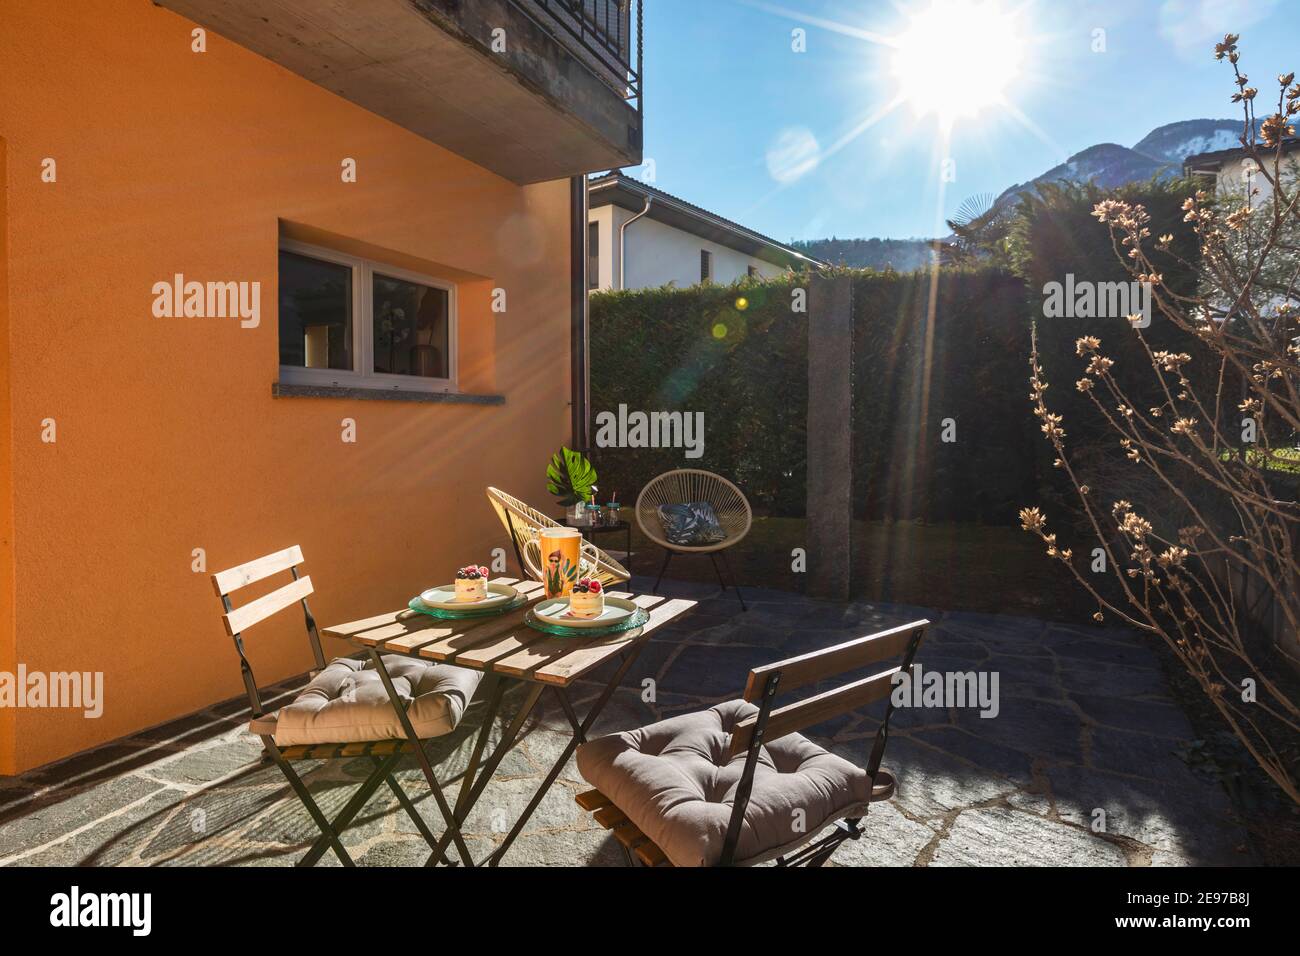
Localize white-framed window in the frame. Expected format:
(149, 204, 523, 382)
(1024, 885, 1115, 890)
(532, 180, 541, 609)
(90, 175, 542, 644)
(278, 239, 457, 393)
(700, 249, 713, 283)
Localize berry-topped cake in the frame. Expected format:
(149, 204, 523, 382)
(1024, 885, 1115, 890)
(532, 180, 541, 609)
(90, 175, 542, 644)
(454, 565, 490, 602)
(568, 578, 604, 618)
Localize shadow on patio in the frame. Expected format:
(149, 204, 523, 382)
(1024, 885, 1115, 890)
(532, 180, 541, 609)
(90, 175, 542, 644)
(0, 577, 1250, 867)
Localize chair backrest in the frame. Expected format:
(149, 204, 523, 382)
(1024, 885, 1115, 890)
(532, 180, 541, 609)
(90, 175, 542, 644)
(485, 486, 629, 586)
(728, 620, 927, 758)
(211, 545, 326, 716)
(635, 469, 752, 552)
(718, 619, 928, 865)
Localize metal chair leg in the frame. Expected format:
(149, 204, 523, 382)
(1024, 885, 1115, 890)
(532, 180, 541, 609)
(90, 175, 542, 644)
(299, 752, 400, 867)
(365, 649, 475, 867)
(653, 549, 672, 592)
(265, 741, 354, 867)
(384, 765, 441, 851)
(720, 548, 746, 610)
(708, 553, 728, 592)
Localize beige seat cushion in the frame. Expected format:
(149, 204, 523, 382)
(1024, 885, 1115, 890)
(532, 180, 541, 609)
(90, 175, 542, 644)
(576, 699, 873, 867)
(250, 656, 482, 746)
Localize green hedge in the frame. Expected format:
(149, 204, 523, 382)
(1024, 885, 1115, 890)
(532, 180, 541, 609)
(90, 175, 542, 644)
(850, 268, 1035, 523)
(590, 268, 1035, 523)
(589, 179, 1205, 528)
(1013, 178, 1209, 451)
(589, 277, 809, 515)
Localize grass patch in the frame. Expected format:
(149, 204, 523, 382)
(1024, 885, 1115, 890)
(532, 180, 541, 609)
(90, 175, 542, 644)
(1219, 446, 1300, 474)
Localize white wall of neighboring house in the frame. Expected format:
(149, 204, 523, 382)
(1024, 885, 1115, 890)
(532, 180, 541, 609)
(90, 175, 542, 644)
(589, 204, 619, 290)
(588, 207, 790, 291)
(1212, 153, 1300, 204)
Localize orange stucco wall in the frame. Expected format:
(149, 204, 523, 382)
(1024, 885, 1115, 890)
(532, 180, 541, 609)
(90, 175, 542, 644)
(0, 0, 574, 773)
(1, 134, 15, 774)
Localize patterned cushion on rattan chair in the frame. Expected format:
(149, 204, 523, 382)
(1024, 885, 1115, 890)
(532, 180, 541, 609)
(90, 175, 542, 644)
(253, 656, 482, 746)
(656, 501, 729, 546)
(576, 700, 886, 867)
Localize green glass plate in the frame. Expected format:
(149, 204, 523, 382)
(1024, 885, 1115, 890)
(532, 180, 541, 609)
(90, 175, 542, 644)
(407, 594, 528, 620)
(523, 606, 649, 639)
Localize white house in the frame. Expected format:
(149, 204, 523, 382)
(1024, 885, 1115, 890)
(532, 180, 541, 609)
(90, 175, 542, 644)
(587, 172, 824, 291)
(1184, 139, 1300, 204)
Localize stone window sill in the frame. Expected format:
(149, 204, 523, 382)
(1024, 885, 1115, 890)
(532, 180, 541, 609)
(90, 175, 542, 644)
(272, 383, 504, 405)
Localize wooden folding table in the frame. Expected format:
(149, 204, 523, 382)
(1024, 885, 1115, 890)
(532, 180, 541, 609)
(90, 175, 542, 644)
(321, 578, 696, 866)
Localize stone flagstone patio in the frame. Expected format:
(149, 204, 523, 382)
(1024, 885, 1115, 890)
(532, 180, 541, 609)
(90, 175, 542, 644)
(0, 577, 1251, 866)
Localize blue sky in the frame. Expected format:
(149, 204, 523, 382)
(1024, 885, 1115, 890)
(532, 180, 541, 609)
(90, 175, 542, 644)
(637, 0, 1300, 242)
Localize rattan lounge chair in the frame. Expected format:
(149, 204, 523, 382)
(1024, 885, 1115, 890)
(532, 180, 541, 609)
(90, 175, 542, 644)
(635, 468, 752, 608)
(574, 620, 928, 867)
(486, 486, 629, 587)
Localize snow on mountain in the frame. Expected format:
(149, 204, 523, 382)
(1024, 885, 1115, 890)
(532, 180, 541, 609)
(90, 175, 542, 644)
(994, 142, 1168, 208)
(1131, 118, 1251, 164)
(809, 119, 1260, 252)
(988, 119, 1257, 212)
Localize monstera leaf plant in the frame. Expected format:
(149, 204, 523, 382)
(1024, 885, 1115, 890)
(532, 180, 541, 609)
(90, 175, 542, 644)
(546, 447, 597, 507)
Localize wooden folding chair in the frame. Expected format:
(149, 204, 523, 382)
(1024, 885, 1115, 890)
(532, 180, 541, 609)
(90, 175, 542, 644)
(575, 619, 928, 867)
(212, 545, 476, 867)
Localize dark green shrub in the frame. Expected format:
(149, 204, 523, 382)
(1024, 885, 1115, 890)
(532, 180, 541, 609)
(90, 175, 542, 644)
(850, 267, 1033, 523)
(589, 276, 808, 516)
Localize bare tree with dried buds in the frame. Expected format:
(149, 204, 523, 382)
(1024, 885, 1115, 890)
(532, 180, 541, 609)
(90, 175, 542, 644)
(1023, 34, 1300, 803)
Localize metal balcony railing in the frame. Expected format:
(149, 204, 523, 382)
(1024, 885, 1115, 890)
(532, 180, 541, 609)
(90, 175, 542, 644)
(514, 0, 643, 115)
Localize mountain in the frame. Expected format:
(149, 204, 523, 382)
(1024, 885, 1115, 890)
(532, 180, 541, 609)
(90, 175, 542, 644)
(790, 236, 934, 272)
(1131, 118, 1250, 164)
(991, 118, 1255, 210)
(799, 118, 1256, 269)
(992, 142, 1167, 208)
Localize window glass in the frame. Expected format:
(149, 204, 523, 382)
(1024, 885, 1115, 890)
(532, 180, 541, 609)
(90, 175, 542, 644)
(279, 251, 352, 370)
(372, 274, 450, 379)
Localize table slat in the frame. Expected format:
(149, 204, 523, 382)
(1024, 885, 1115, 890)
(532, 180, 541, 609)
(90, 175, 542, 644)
(495, 595, 689, 685)
(530, 596, 691, 685)
(322, 609, 445, 648)
(415, 603, 544, 664)
(444, 616, 553, 669)
(320, 578, 538, 649)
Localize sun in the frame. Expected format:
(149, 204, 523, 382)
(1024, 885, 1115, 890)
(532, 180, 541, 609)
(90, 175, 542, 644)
(891, 0, 1024, 124)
